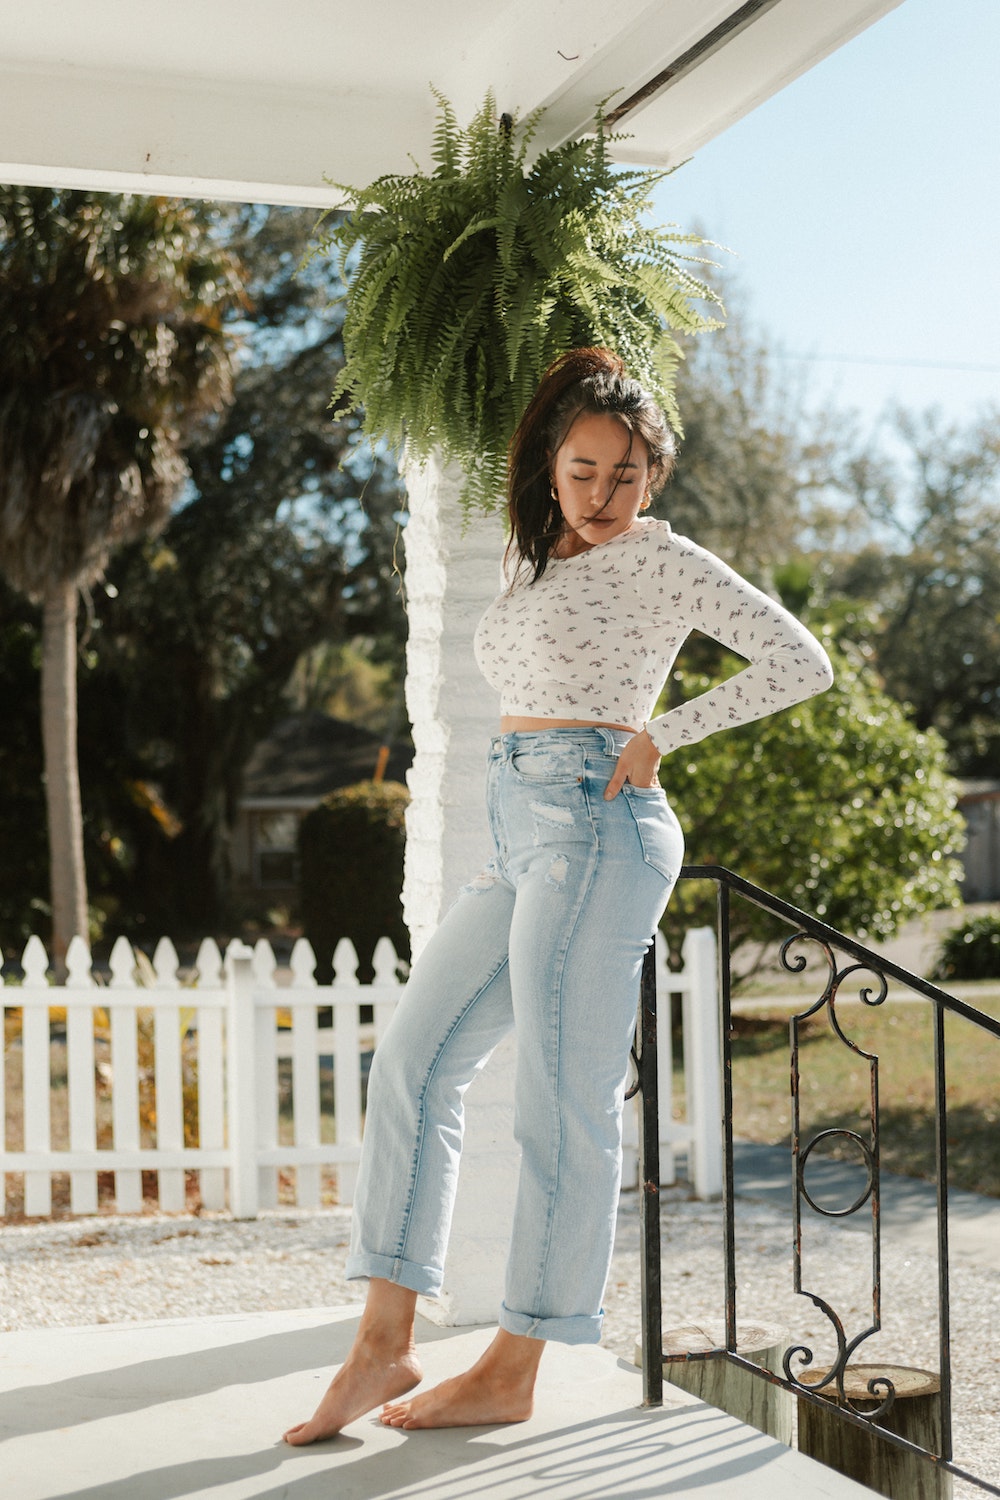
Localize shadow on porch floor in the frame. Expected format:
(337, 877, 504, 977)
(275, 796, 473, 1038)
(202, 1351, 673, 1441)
(0, 1305, 877, 1499)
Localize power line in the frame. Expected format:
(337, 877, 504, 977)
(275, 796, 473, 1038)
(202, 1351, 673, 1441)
(775, 351, 1000, 374)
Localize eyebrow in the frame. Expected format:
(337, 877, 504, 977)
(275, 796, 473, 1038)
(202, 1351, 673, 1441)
(567, 455, 639, 470)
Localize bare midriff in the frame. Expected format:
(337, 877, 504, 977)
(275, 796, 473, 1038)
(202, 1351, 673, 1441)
(499, 716, 638, 734)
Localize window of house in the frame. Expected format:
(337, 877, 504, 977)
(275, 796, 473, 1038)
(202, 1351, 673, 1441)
(254, 811, 301, 888)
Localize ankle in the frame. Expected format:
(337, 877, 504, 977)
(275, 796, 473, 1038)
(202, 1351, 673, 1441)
(476, 1335, 544, 1392)
(354, 1323, 418, 1362)
(355, 1278, 418, 1357)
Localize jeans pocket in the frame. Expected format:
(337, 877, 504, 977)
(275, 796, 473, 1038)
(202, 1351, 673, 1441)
(510, 746, 583, 784)
(621, 786, 682, 879)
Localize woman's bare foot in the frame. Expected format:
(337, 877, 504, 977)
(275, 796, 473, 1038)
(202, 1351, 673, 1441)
(283, 1279, 422, 1445)
(380, 1329, 543, 1430)
(283, 1339, 422, 1444)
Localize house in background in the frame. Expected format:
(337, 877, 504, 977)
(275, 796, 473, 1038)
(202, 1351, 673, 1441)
(231, 713, 413, 911)
(958, 780, 1000, 902)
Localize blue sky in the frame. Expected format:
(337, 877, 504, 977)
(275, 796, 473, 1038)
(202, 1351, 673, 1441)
(648, 0, 1000, 433)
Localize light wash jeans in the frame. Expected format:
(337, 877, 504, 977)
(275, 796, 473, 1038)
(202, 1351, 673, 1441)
(346, 727, 684, 1344)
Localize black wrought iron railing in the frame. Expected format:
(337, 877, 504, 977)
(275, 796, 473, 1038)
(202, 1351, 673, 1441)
(634, 864, 1000, 1497)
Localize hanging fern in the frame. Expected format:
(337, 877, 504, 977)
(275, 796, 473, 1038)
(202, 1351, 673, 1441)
(313, 90, 723, 512)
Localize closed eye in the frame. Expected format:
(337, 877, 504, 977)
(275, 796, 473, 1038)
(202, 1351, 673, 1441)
(570, 473, 634, 484)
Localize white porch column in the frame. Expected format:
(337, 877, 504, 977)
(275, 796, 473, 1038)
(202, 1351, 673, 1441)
(401, 451, 518, 1326)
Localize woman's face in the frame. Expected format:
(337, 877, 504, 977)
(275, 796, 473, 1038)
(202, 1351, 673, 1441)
(550, 411, 650, 556)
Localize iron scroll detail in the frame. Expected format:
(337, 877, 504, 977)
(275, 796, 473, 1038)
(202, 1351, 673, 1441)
(780, 930, 897, 1421)
(633, 865, 1000, 1493)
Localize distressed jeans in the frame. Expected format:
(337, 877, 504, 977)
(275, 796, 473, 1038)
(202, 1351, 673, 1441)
(346, 727, 684, 1344)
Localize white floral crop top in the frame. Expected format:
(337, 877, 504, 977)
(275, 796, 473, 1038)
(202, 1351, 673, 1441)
(472, 519, 833, 756)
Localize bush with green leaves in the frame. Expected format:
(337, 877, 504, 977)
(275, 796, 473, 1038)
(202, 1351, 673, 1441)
(313, 91, 722, 511)
(661, 644, 965, 962)
(298, 780, 410, 981)
(931, 914, 1000, 982)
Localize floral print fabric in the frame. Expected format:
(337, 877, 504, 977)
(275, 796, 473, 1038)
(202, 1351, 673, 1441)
(472, 519, 833, 755)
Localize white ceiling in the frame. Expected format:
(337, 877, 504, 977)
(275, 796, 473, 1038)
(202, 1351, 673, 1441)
(0, 0, 903, 204)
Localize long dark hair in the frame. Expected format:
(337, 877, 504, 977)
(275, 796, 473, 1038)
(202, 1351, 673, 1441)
(506, 348, 676, 582)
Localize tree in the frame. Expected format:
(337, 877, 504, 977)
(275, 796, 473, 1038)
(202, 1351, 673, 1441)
(665, 273, 851, 575)
(0, 202, 407, 946)
(661, 643, 965, 963)
(0, 580, 49, 943)
(84, 205, 407, 935)
(828, 408, 1000, 774)
(0, 189, 239, 963)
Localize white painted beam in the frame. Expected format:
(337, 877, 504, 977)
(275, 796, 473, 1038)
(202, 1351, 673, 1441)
(614, 0, 906, 168)
(0, 0, 904, 202)
(0, 65, 432, 207)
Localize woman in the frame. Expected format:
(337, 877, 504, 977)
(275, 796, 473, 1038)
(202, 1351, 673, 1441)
(284, 347, 833, 1442)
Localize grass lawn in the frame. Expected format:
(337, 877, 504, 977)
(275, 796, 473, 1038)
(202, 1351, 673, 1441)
(726, 994, 1000, 1198)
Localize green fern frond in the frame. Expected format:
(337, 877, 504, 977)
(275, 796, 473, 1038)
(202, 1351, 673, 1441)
(314, 90, 724, 513)
(429, 87, 462, 175)
(442, 215, 504, 263)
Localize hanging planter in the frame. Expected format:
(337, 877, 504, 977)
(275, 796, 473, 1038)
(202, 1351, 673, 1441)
(314, 90, 723, 512)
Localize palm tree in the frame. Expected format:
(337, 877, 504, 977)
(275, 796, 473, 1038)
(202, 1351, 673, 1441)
(0, 189, 240, 966)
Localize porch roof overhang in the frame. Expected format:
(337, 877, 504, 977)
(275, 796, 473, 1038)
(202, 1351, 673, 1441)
(0, 0, 902, 206)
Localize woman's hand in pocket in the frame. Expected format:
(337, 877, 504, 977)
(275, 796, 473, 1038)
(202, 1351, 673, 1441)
(604, 731, 661, 800)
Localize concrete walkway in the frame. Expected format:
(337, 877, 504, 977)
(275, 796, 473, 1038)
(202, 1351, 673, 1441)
(734, 1141, 1000, 1268)
(0, 1306, 878, 1500)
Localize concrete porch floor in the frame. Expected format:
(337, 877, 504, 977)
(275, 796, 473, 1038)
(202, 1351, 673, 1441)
(0, 1305, 877, 1500)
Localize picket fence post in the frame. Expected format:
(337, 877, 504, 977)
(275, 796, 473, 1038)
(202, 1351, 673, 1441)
(226, 944, 258, 1219)
(65, 935, 98, 1215)
(108, 935, 144, 1212)
(288, 936, 321, 1210)
(252, 939, 280, 1208)
(22, 936, 52, 1218)
(681, 926, 723, 1200)
(195, 938, 227, 1212)
(332, 938, 363, 1206)
(152, 937, 186, 1212)
(623, 926, 722, 1201)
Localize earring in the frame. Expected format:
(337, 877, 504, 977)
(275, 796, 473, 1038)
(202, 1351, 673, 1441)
(550, 484, 559, 503)
(639, 493, 651, 511)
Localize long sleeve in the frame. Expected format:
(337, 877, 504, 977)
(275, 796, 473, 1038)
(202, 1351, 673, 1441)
(642, 536, 834, 757)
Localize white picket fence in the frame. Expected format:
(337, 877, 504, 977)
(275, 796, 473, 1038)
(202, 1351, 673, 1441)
(1, 932, 405, 1220)
(1, 927, 721, 1219)
(622, 927, 723, 1200)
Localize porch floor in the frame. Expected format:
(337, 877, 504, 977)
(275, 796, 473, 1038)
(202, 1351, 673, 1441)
(0, 1305, 877, 1499)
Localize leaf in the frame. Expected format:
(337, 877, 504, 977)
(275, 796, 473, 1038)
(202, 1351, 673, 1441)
(310, 90, 724, 514)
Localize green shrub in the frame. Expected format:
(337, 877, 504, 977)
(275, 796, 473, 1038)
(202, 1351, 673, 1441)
(298, 780, 410, 982)
(931, 914, 1000, 982)
(661, 645, 965, 963)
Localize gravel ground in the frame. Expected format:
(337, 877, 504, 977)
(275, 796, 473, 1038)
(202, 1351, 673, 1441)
(1, 1190, 996, 1496)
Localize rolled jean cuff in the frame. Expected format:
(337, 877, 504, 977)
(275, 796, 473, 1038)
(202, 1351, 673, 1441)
(499, 1302, 603, 1345)
(345, 1250, 443, 1297)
